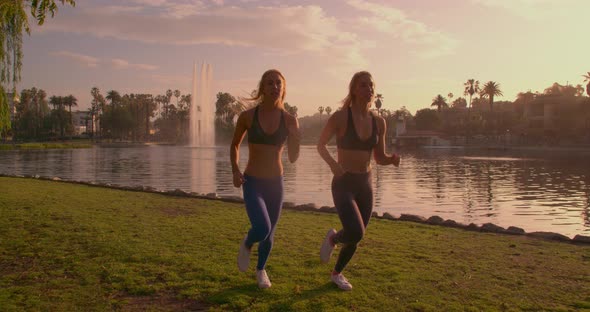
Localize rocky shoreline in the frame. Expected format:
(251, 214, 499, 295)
(4, 173, 589, 245)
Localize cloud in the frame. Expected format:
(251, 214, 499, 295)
(471, 0, 590, 19)
(51, 50, 158, 71)
(50, 51, 99, 68)
(111, 58, 159, 70)
(36, 3, 368, 70)
(346, 0, 457, 59)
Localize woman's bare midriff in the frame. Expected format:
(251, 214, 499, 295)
(244, 143, 285, 178)
(337, 148, 372, 173)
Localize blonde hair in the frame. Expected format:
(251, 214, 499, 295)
(240, 69, 286, 108)
(342, 71, 373, 108)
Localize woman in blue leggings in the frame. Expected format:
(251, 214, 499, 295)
(317, 71, 400, 291)
(229, 69, 300, 288)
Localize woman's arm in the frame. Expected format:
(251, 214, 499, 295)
(317, 112, 344, 176)
(285, 113, 301, 163)
(230, 112, 248, 187)
(373, 116, 400, 167)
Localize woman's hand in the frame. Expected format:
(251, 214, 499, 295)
(330, 162, 346, 177)
(391, 154, 401, 167)
(233, 170, 245, 187)
(287, 122, 301, 142)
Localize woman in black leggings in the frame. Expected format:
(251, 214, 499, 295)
(317, 71, 400, 291)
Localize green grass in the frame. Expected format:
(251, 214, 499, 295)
(1, 177, 589, 311)
(0, 142, 92, 150)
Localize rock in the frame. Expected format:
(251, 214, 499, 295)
(573, 235, 590, 244)
(319, 206, 335, 213)
(205, 192, 218, 199)
(480, 223, 505, 233)
(283, 202, 295, 208)
(426, 216, 444, 225)
(399, 214, 426, 223)
(505, 226, 525, 235)
(371, 211, 379, 218)
(527, 231, 571, 242)
(382, 213, 396, 220)
(442, 219, 460, 228)
(167, 189, 187, 196)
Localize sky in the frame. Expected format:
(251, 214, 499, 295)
(18, 0, 590, 117)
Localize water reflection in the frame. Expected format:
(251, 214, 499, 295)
(0, 145, 588, 237)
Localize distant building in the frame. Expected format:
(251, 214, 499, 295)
(393, 117, 450, 147)
(71, 111, 91, 135)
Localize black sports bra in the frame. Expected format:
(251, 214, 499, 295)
(248, 106, 288, 146)
(336, 107, 378, 151)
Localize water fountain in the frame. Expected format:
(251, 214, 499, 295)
(190, 62, 214, 147)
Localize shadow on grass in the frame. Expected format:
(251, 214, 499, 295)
(207, 282, 341, 311)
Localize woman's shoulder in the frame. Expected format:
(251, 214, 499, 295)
(329, 107, 347, 122)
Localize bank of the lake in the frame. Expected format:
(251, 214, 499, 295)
(0, 141, 92, 150)
(1, 177, 589, 311)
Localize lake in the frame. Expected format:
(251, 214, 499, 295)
(1, 145, 588, 237)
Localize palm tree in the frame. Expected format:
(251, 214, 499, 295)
(165, 89, 173, 119)
(480, 81, 503, 112)
(325, 106, 332, 115)
(64, 94, 77, 135)
(106, 90, 121, 107)
(448, 93, 454, 104)
(463, 79, 479, 144)
(173, 89, 181, 109)
(464, 79, 480, 109)
(49, 95, 67, 138)
(375, 94, 384, 115)
(431, 95, 448, 112)
(318, 106, 324, 122)
(583, 72, 590, 97)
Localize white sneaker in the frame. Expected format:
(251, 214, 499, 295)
(331, 273, 353, 291)
(237, 235, 250, 272)
(320, 229, 337, 263)
(256, 269, 272, 289)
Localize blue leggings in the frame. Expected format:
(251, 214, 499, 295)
(242, 174, 284, 270)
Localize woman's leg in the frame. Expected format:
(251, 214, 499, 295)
(242, 175, 272, 249)
(331, 174, 367, 273)
(256, 177, 284, 270)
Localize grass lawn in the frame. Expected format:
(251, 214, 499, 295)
(0, 177, 589, 311)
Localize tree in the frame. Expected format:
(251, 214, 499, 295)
(375, 94, 383, 115)
(49, 95, 67, 138)
(64, 94, 77, 131)
(463, 79, 480, 143)
(325, 106, 332, 115)
(451, 97, 467, 109)
(583, 72, 590, 97)
(431, 94, 448, 112)
(414, 108, 440, 131)
(284, 102, 298, 117)
(480, 81, 503, 112)
(464, 79, 480, 109)
(165, 89, 173, 119)
(318, 106, 324, 122)
(173, 89, 180, 108)
(0, 0, 76, 138)
(90, 87, 105, 139)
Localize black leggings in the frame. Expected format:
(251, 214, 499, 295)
(331, 171, 373, 273)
